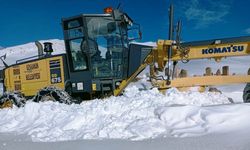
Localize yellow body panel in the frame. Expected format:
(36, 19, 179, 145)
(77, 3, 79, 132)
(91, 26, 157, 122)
(4, 56, 65, 97)
(147, 39, 250, 91)
(153, 75, 250, 89)
(172, 42, 250, 60)
(155, 40, 250, 70)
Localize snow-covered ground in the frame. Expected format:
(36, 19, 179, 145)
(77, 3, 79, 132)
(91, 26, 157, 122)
(0, 40, 250, 150)
(0, 86, 233, 141)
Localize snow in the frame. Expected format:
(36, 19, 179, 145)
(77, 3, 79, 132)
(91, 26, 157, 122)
(0, 39, 249, 149)
(131, 41, 157, 47)
(0, 86, 242, 142)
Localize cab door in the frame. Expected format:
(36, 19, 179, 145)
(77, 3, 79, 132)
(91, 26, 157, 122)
(63, 17, 92, 94)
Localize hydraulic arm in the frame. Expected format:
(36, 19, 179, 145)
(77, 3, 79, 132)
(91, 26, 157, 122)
(150, 36, 250, 91)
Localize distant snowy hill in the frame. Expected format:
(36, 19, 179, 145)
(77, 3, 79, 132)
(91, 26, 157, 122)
(0, 46, 4, 50)
(0, 39, 65, 68)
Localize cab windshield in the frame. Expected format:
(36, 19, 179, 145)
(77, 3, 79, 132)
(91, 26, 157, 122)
(86, 16, 124, 78)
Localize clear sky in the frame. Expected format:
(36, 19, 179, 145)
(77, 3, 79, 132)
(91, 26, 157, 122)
(0, 0, 250, 47)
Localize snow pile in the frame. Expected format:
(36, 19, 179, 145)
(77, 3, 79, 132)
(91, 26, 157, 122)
(0, 86, 244, 142)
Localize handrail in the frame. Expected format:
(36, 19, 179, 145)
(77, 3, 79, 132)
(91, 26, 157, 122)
(16, 54, 44, 64)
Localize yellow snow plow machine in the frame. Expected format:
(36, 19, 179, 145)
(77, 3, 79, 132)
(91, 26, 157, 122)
(0, 5, 249, 108)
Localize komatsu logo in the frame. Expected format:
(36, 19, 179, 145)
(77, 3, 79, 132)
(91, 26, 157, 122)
(202, 45, 244, 54)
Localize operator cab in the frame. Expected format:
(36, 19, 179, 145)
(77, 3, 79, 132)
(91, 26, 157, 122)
(62, 8, 138, 99)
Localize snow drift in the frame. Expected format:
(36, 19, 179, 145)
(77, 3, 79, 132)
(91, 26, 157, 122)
(1, 86, 248, 142)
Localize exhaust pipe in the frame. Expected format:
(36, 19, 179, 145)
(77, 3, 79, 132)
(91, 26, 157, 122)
(35, 41, 44, 58)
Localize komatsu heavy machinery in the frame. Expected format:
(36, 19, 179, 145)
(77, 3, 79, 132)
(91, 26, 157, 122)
(0, 5, 250, 108)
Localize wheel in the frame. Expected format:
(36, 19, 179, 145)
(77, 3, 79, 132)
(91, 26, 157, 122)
(243, 83, 250, 103)
(0, 92, 26, 108)
(0, 99, 13, 109)
(33, 86, 72, 104)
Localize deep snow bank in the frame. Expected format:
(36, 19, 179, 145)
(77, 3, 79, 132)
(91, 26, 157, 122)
(1, 86, 248, 142)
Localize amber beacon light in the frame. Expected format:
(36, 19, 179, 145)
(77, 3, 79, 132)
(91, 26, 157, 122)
(104, 7, 113, 14)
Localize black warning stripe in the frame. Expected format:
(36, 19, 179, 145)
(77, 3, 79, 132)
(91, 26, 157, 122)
(49, 60, 61, 69)
(49, 60, 60, 65)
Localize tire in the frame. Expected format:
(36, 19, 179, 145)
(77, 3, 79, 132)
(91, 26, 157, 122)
(33, 86, 72, 104)
(243, 83, 250, 103)
(0, 92, 26, 108)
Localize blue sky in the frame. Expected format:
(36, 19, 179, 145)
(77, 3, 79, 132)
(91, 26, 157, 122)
(0, 0, 250, 47)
